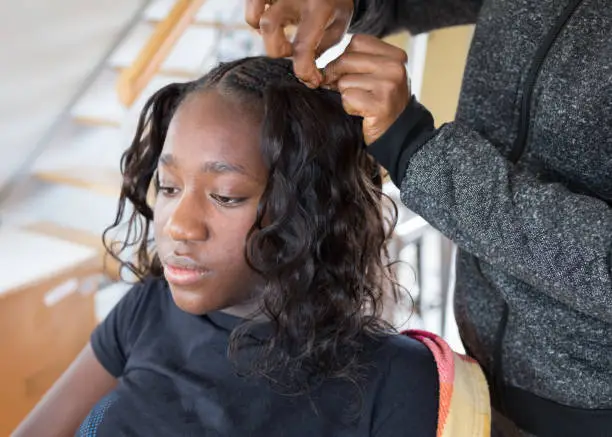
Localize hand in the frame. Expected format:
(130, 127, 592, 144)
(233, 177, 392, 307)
(322, 35, 411, 145)
(245, 0, 354, 88)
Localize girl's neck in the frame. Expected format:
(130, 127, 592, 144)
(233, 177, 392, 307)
(220, 297, 265, 321)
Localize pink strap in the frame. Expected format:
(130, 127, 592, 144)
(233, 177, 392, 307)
(402, 329, 455, 437)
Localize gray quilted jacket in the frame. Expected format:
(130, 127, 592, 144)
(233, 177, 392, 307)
(352, 0, 612, 436)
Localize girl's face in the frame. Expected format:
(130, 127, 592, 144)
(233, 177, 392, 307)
(154, 90, 267, 316)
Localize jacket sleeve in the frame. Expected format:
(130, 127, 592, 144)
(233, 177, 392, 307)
(370, 101, 612, 323)
(349, 0, 484, 37)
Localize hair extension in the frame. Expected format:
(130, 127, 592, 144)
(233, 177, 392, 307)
(104, 57, 403, 397)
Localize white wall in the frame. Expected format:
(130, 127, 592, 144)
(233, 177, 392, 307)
(0, 0, 143, 188)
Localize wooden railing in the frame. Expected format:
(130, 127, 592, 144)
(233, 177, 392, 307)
(117, 0, 206, 106)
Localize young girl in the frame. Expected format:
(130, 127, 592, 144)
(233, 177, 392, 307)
(13, 57, 485, 437)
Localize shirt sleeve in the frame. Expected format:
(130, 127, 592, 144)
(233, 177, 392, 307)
(90, 279, 152, 377)
(370, 105, 612, 321)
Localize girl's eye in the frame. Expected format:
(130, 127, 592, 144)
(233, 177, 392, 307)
(158, 186, 180, 197)
(210, 194, 246, 206)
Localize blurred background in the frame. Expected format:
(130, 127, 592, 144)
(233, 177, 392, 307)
(0, 0, 474, 433)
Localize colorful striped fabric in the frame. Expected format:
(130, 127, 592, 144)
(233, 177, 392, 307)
(404, 330, 491, 437)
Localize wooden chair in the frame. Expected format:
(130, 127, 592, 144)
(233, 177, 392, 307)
(0, 229, 102, 435)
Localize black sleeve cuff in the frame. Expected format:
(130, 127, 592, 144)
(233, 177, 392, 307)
(91, 326, 126, 378)
(368, 97, 436, 187)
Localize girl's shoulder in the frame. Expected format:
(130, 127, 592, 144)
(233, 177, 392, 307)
(379, 330, 492, 437)
(363, 331, 439, 436)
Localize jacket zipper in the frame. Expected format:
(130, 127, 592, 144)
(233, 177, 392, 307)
(493, 0, 584, 415)
(508, 0, 585, 164)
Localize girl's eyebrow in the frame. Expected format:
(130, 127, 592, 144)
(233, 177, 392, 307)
(159, 153, 252, 178)
(200, 160, 248, 175)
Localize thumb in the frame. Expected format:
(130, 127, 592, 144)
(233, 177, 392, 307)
(362, 118, 388, 146)
(337, 88, 384, 145)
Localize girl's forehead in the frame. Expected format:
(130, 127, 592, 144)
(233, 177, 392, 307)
(162, 92, 266, 177)
(170, 91, 261, 141)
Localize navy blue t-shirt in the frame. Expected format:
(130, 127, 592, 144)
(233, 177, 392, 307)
(79, 277, 438, 436)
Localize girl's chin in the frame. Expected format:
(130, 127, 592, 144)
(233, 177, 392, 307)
(168, 284, 218, 315)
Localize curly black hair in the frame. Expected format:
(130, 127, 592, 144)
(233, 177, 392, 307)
(104, 56, 401, 393)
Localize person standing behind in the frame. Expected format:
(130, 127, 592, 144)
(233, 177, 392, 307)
(245, 1, 612, 436)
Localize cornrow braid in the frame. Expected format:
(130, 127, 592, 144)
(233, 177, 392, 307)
(197, 57, 301, 97)
(194, 57, 252, 89)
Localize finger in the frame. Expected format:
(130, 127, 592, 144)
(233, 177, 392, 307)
(326, 73, 408, 113)
(335, 73, 379, 94)
(314, 21, 348, 58)
(291, 3, 336, 87)
(245, 0, 267, 29)
(259, 2, 296, 58)
(338, 88, 378, 118)
(331, 74, 406, 106)
(345, 34, 409, 64)
(323, 53, 392, 84)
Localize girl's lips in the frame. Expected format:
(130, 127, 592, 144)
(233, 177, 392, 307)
(163, 264, 211, 286)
